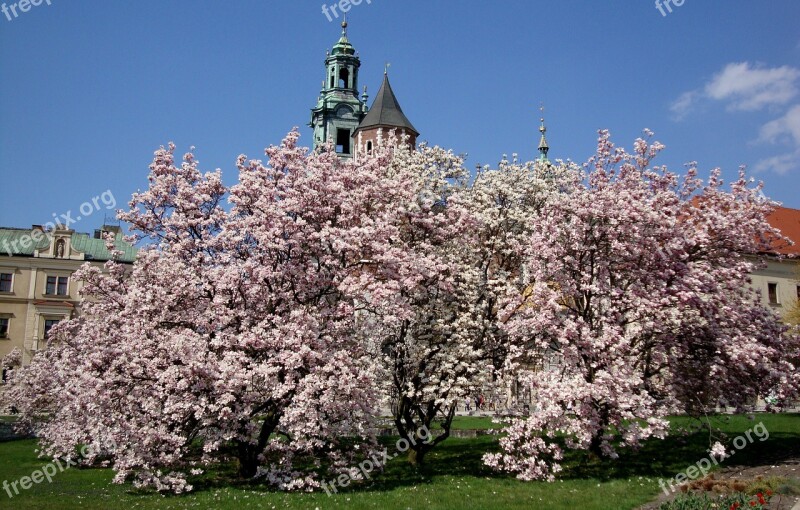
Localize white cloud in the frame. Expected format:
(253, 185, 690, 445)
(705, 62, 800, 111)
(671, 62, 800, 118)
(754, 150, 800, 176)
(755, 106, 800, 175)
(672, 62, 800, 175)
(759, 104, 800, 145)
(669, 91, 700, 121)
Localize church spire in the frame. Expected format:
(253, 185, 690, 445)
(537, 104, 550, 164)
(353, 71, 420, 154)
(356, 73, 418, 137)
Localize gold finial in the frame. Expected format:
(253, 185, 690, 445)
(539, 103, 546, 133)
(341, 14, 348, 35)
(537, 103, 550, 159)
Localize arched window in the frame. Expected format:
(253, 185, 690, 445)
(366, 140, 373, 154)
(339, 67, 349, 88)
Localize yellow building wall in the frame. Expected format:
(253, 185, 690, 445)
(749, 256, 799, 319)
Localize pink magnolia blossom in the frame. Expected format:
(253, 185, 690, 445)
(367, 140, 578, 464)
(6, 130, 422, 492)
(485, 130, 800, 480)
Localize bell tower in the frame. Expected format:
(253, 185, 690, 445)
(309, 20, 368, 157)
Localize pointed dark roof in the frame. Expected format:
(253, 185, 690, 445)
(356, 74, 419, 136)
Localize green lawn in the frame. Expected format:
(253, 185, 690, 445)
(0, 414, 797, 510)
(435, 415, 505, 430)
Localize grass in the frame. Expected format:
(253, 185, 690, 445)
(435, 415, 504, 430)
(0, 414, 797, 510)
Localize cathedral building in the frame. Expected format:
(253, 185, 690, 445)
(309, 21, 418, 157)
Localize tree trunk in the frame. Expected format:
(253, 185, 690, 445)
(236, 441, 260, 478)
(407, 446, 427, 466)
(235, 410, 281, 479)
(588, 403, 610, 459)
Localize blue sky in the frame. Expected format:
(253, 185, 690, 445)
(2, 0, 800, 231)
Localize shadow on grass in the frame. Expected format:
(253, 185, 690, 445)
(564, 413, 800, 482)
(124, 413, 800, 497)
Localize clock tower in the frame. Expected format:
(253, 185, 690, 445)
(309, 20, 368, 157)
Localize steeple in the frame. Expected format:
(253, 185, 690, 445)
(356, 73, 419, 137)
(332, 17, 355, 56)
(309, 19, 368, 156)
(537, 105, 550, 164)
(353, 72, 419, 154)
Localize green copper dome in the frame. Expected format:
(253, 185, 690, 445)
(331, 21, 355, 55)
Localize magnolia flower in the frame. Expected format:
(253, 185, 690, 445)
(709, 441, 728, 460)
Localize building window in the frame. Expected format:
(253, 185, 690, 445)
(336, 128, 351, 154)
(45, 276, 69, 296)
(339, 68, 349, 88)
(366, 140, 373, 153)
(767, 283, 779, 305)
(0, 318, 8, 338)
(796, 285, 800, 301)
(0, 273, 12, 293)
(43, 319, 60, 339)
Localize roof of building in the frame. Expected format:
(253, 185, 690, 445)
(331, 20, 355, 56)
(765, 206, 800, 256)
(356, 73, 419, 136)
(0, 228, 49, 256)
(0, 227, 137, 263)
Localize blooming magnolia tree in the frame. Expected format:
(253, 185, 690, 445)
(7, 126, 798, 491)
(6, 131, 430, 492)
(485, 130, 800, 481)
(367, 146, 579, 465)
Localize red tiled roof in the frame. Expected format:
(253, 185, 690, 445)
(765, 206, 800, 256)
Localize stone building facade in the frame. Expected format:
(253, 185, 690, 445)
(0, 224, 136, 374)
